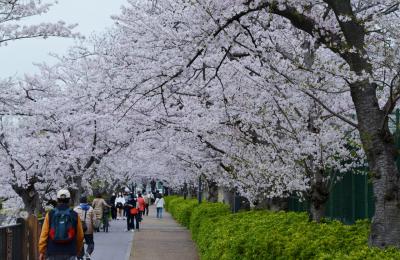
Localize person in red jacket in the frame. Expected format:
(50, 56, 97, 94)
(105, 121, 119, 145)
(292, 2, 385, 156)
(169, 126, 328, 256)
(137, 193, 146, 221)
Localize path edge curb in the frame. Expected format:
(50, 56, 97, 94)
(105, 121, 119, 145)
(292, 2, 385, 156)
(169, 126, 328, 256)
(125, 231, 134, 260)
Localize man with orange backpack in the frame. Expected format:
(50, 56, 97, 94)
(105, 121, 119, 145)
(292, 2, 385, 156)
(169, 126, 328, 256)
(39, 189, 84, 260)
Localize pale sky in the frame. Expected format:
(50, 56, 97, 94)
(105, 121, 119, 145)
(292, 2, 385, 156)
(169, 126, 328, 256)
(0, 0, 127, 77)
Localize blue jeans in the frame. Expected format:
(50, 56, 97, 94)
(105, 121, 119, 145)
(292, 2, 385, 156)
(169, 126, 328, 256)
(156, 207, 163, 218)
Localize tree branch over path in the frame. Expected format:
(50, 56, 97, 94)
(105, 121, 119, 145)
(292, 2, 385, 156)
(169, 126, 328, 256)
(302, 90, 358, 128)
(197, 134, 226, 155)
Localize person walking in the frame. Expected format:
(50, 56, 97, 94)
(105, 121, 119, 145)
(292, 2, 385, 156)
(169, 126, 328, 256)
(155, 190, 161, 199)
(115, 193, 125, 220)
(123, 191, 130, 220)
(137, 193, 145, 221)
(125, 195, 140, 231)
(102, 202, 110, 232)
(110, 193, 117, 220)
(144, 192, 152, 216)
(92, 193, 111, 232)
(155, 194, 165, 219)
(39, 189, 84, 260)
(74, 196, 96, 260)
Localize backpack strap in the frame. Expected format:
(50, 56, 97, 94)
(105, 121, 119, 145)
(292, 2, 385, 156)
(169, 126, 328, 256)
(48, 209, 53, 228)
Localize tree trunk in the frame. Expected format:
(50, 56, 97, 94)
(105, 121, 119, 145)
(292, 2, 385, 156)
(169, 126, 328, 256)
(70, 176, 83, 206)
(308, 169, 330, 222)
(351, 81, 400, 248)
(309, 201, 327, 223)
(188, 184, 197, 199)
(254, 197, 288, 211)
(206, 180, 218, 202)
(12, 181, 42, 215)
(182, 182, 188, 199)
(222, 188, 234, 208)
(70, 188, 81, 206)
(222, 188, 251, 212)
(20, 191, 41, 215)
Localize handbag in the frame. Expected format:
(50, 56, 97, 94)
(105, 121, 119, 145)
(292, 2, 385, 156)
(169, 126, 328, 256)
(81, 210, 88, 232)
(130, 208, 138, 215)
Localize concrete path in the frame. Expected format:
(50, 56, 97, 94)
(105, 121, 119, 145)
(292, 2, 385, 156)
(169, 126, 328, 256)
(91, 218, 134, 260)
(130, 205, 199, 260)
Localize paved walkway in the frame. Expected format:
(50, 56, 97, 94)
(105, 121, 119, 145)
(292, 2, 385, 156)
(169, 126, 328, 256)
(91, 217, 134, 260)
(130, 205, 199, 260)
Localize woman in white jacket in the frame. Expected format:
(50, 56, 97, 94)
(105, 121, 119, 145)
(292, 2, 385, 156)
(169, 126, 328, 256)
(115, 193, 126, 220)
(154, 195, 165, 219)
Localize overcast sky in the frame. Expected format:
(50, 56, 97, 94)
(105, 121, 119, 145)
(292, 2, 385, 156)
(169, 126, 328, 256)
(0, 0, 127, 77)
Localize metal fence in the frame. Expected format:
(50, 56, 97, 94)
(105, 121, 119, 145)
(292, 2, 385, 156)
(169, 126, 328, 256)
(288, 109, 400, 224)
(288, 172, 375, 224)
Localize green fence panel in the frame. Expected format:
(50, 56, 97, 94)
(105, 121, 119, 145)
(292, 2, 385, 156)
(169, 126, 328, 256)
(289, 171, 374, 224)
(288, 109, 400, 223)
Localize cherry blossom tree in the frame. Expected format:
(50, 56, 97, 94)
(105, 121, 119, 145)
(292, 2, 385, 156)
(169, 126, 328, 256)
(0, 0, 79, 46)
(198, 0, 400, 248)
(109, 0, 360, 218)
(110, 0, 400, 247)
(2, 0, 399, 248)
(0, 0, 81, 212)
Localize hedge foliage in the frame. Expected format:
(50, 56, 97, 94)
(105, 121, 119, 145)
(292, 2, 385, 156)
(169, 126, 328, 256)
(165, 196, 400, 260)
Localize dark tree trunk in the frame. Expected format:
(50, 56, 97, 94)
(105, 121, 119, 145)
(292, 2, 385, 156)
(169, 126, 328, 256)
(188, 184, 197, 199)
(20, 191, 41, 215)
(223, 188, 251, 212)
(308, 169, 330, 222)
(182, 182, 188, 199)
(12, 184, 42, 215)
(222, 188, 234, 208)
(70, 189, 81, 206)
(350, 81, 400, 248)
(206, 180, 218, 202)
(309, 201, 327, 223)
(70, 176, 83, 206)
(254, 197, 288, 211)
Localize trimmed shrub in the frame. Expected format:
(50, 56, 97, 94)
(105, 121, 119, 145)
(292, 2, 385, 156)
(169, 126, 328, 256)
(190, 202, 230, 241)
(165, 196, 400, 259)
(175, 199, 198, 227)
(166, 196, 198, 228)
(165, 195, 179, 211)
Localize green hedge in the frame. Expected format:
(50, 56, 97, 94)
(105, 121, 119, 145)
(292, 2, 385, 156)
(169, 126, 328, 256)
(165, 196, 198, 228)
(190, 202, 230, 241)
(165, 196, 400, 259)
(164, 195, 179, 211)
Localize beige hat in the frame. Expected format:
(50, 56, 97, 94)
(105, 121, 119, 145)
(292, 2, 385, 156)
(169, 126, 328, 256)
(57, 189, 71, 199)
